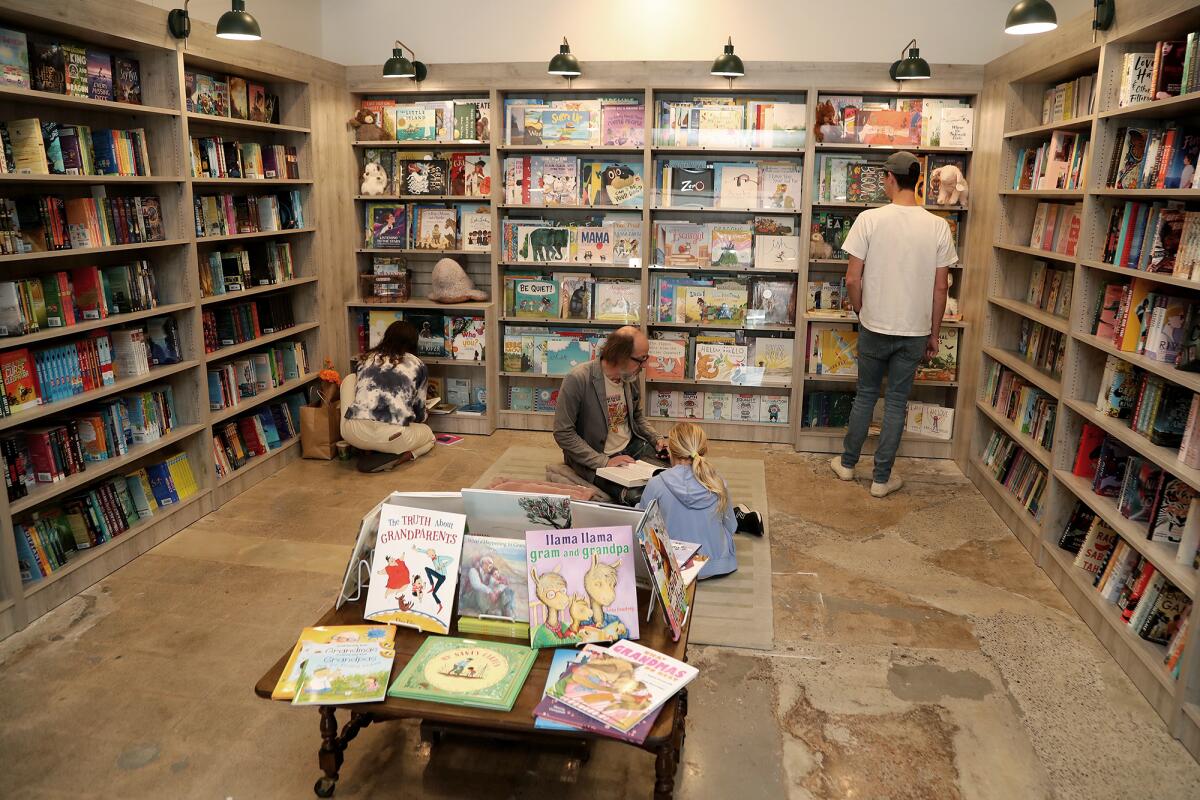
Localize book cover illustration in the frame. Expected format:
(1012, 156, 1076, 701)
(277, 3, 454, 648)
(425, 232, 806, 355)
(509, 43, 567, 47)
(387, 636, 537, 711)
(365, 203, 406, 248)
(512, 279, 559, 318)
(0, 27, 29, 89)
(364, 502, 467, 633)
(415, 207, 457, 249)
(457, 535, 529, 622)
(545, 337, 593, 374)
(533, 656, 663, 743)
(273, 625, 398, 700)
(758, 167, 803, 210)
(517, 225, 570, 263)
(539, 155, 580, 206)
(545, 640, 697, 733)
(602, 105, 645, 147)
(461, 487, 572, 538)
(646, 337, 687, 381)
(573, 226, 613, 263)
(716, 162, 759, 209)
(636, 499, 689, 641)
(709, 224, 753, 267)
(694, 343, 747, 383)
(526, 525, 640, 648)
(593, 282, 641, 322)
(915, 329, 959, 381)
(85, 50, 112, 102)
(390, 107, 438, 141)
(540, 108, 592, 144)
(291, 638, 396, 706)
(754, 235, 799, 270)
(404, 159, 449, 196)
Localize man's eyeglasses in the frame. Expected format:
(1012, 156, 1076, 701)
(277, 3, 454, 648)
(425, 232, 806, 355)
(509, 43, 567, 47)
(630, 354, 649, 364)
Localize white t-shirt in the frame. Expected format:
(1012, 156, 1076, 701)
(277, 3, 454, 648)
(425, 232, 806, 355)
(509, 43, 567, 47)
(603, 375, 631, 455)
(841, 204, 958, 337)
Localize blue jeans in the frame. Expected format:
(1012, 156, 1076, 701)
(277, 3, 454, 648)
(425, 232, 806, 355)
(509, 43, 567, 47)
(841, 326, 927, 483)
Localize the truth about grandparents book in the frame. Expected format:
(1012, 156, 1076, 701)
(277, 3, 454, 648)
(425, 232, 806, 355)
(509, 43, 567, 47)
(387, 636, 537, 711)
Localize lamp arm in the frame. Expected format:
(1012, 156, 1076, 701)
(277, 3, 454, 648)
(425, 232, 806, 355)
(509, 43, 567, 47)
(899, 38, 917, 60)
(394, 40, 416, 60)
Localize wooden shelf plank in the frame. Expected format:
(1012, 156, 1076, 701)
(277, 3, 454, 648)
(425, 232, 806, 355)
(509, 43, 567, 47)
(1098, 91, 1200, 121)
(975, 398, 1054, 468)
(0, 85, 179, 116)
(355, 248, 489, 256)
(805, 373, 959, 387)
(1073, 333, 1200, 395)
(644, 377, 793, 390)
(970, 455, 1043, 531)
(0, 238, 189, 264)
(1003, 116, 1095, 139)
(496, 145, 643, 153)
(203, 321, 320, 361)
(988, 295, 1069, 332)
(1091, 188, 1200, 198)
(650, 205, 802, 215)
(500, 204, 641, 212)
(651, 146, 804, 156)
(1054, 469, 1199, 600)
(992, 241, 1077, 263)
(352, 141, 486, 148)
(355, 195, 488, 201)
(9, 423, 207, 516)
(0, 173, 184, 184)
(216, 437, 301, 487)
(981, 345, 1062, 395)
(346, 300, 489, 311)
(200, 277, 319, 306)
(191, 177, 313, 186)
(815, 143, 972, 154)
(421, 357, 486, 367)
(208, 373, 319, 426)
(0, 360, 199, 433)
(803, 312, 969, 328)
(653, 321, 795, 332)
(998, 189, 1085, 199)
(1079, 258, 1200, 291)
(195, 227, 314, 244)
(0, 301, 194, 349)
(186, 112, 309, 134)
(649, 265, 798, 274)
(501, 316, 624, 327)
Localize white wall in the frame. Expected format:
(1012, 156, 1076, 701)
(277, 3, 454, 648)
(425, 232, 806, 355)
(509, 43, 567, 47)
(144, 0, 324, 57)
(318, 0, 1095, 67)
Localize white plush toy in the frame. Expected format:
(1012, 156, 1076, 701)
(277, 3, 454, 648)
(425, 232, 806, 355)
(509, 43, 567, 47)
(809, 232, 833, 260)
(930, 164, 968, 207)
(360, 162, 388, 196)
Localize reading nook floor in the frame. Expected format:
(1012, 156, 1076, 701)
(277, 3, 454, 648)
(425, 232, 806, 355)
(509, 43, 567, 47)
(2, 432, 1199, 799)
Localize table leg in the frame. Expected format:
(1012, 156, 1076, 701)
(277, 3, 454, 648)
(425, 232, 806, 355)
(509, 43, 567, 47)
(652, 691, 689, 800)
(314, 708, 374, 798)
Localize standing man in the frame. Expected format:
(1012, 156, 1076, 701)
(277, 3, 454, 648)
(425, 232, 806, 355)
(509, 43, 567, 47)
(554, 325, 668, 502)
(830, 152, 957, 497)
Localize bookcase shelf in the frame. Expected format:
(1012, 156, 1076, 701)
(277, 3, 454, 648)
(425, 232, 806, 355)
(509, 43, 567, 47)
(355, 248, 489, 256)
(204, 321, 320, 362)
(1097, 90, 1200, 121)
(215, 436, 300, 488)
(975, 398, 1053, 468)
(422, 357, 485, 367)
(199, 276, 319, 306)
(0, 174, 184, 184)
(186, 112, 309, 134)
(1092, 188, 1200, 198)
(969, 455, 1043, 536)
(1002, 116, 1095, 138)
(352, 140, 485, 149)
(500, 204, 638, 212)
(982, 345, 1062, 395)
(650, 145, 805, 156)
(0, 238, 190, 264)
(348, 300, 490, 312)
(1073, 332, 1200, 394)
(196, 227, 314, 244)
(998, 189, 1085, 199)
(355, 195, 486, 202)
(8, 422, 207, 516)
(0, 85, 180, 116)
(814, 143, 972, 154)
(987, 295, 1069, 332)
(992, 241, 1076, 263)
(190, 177, 313, 187)
(645, 377, 793, 390)
(0, 301, 195, 349)
(1079, 258, 1200, 290)
(653, 321, 795, 332)
(208, 373, 318, 426)
(803, 313, 969, 329)
(649, 205, 802, 215)
(501, 316, 625, 328)
(649, 265, 798, 274)
(805, 373, 959, 387)
(496, 145, 643, 154)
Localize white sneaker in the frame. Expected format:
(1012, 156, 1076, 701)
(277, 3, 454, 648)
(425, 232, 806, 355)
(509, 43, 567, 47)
(870, 475, 904, 497)
(830, 457, 855, 481)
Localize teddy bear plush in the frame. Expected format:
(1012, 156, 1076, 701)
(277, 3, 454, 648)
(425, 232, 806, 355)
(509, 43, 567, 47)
(810, 232, 834, 260)
(429, 258, 489, 303)
(814, 100, 838, 143)
(930, 164, 968, 207)
(349, 108, 389, 142)
(360, 162, 388, 196)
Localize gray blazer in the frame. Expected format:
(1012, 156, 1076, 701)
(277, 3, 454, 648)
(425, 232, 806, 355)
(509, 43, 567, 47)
(553, 360, 658, 482)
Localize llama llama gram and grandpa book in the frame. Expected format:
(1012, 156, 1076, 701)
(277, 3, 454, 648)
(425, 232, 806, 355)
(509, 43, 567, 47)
(525, 525, 639, 649)
(364, 502, 466, 633)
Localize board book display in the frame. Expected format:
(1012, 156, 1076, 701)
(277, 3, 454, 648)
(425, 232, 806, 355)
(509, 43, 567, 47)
(386, 636, 536, 712)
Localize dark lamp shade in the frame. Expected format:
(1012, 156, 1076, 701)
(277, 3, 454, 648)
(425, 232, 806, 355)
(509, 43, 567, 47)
(383, 49, 416, 78)
(216, 0, 262, 40)
(891, 48, 931, 80)
(710, 42, 745, 77)
(1005, 0, 1058, 35)
(548, 41, 581, 77)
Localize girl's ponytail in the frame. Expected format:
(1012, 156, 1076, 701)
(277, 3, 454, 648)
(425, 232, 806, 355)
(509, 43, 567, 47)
(666, 422, 729, 516)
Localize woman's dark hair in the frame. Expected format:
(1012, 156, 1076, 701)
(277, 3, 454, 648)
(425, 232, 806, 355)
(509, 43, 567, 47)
(368, 320, 418, 363)
(895, 163, 921, 191)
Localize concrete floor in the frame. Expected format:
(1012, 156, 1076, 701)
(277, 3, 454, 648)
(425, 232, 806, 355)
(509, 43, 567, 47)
(2, 431, 1199, 799)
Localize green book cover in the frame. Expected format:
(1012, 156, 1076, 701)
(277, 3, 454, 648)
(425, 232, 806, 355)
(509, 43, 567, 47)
(387, 636, 536, 711)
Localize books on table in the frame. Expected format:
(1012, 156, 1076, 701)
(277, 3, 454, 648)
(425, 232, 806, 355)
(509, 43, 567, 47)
(456, 534, 530, 637)
(594, 459, 661, 488)
(292, 637, 396, 706)
(272, 624, 396, 700)
(532, 648, 664, 744)
(387, 636, 537, 712)
(635, 499, 690, 641)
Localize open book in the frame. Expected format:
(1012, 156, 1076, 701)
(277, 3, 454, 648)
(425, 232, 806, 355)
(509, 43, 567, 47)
(594, 459, 662, 488)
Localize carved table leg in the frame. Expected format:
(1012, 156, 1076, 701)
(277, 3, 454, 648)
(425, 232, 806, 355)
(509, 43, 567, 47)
(652, 692, 688, 800)
(315, 706, 341, 797)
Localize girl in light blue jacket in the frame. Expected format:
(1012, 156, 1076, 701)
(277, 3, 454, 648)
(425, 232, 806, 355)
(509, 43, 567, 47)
(638, 422, 737, 579)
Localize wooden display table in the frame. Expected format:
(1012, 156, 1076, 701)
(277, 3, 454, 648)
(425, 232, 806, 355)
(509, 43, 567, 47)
(254, 584, 696, 799)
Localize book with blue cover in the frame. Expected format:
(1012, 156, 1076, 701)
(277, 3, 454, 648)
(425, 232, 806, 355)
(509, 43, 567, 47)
(145, 462, 179, 506)
(545, 337, 592, 375)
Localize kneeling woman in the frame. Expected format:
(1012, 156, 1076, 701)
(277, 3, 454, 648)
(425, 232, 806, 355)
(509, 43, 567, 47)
(340, 320, 435, 471)
(638, 422, 737, 579)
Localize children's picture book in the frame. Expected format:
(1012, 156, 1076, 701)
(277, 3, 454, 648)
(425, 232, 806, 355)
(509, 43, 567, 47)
(758, 167, 803, 210)
(415, 207, 457, 249)
(292, 639, 396, 706)
(526, 526, 639, 648)
(365, 203, 406, 248)
(694, 343, 747, 383)
(512, 279, 559, 318)
(387, 636, 537, 711)
(533, 655, 663, 744)
(390, 107, 438, 141)
(716, 162, 759, 209)
(593, 282, 641, 322)
(364, 502, 467, 634)
(646, 337, 687, 381)
(461, 488, 572, 539)
(545, 640, 697, 732)
(573, 226, 614, 263)
(709, 224, 753, 267)
(458, 535, 529, 622)
(635, 499, 689, 641)
(534, 649, 586, 731)
(461, 206, 492, 251)
(754, 235, 800, 270)
(915, 328, 959, 382)
(272, 625, 397, 700)
(581, 162, 644, 207)
(545, 337, 593, 374)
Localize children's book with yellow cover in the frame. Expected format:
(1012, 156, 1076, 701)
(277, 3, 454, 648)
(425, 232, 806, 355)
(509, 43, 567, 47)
(292, 639, 396, 706)
(272, 625, 396, 700)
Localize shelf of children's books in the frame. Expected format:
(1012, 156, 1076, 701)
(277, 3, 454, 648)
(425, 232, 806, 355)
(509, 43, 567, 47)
(801, 425, 952, 446)
(649, 265, 798, 275)
(814, 143, 973, 154)
(0, 301, 194, 350)
(803, 313, 969, 328)
(1039, 542, 1177, 694)
(650, 145, 805, 156)
(650, 205, 801, 215)
(191, 177, 313, 186)
(1003, 116, 1095, 139)
(0, 238, 189, 264)
(976, 398, 1053, 468)
(216, 437, 300, 488)
(1098, 91, 1200, 121)
(8, 422, 207, 516)
(499, 204, 641, 212)
(208, 373, 318, 426)
(427, 413, 492, 435)
(808, 259, 964, 269)
(187, 112, 309, 134)
(982, 345, 1062, 396)
(501, 261, 640, 271)
(992, 242, 1076, 263)
(1063, 397, 1200, 495)
(196, 227, 314, 244)
(652, 416, 792, 431)
(352, 140, 485, 148)
(805, 373, 959, 387)
(355, 195, 487, 202)
(499, 371, 568, 379)
(970, 454, 1043, 534)
(21, 489, 209, 601)
(500, 316, 625, 328)
(651, 321, 795, 332)
(204, 321, 319, 362)
(0, 359, 199, 434)
(645, 378, 793, 390)
(421, 357, 485, 367)
(988, 295, 1069, 333)
(0, 174, 183, 185)
(346, 299, 489, 311)
(501, 409, 554, 416)
(496, 145, 644, 154)
(1079, 259, 1200, 291)
(1054, 469, 1198, 601)
(1073, 333, 1200, 395)
(1092, 189, 1200, 199)
(355, 248, 489, 257)
(999, 189, 1085, 199)
(200, 277, 319, 306)
(0, 85, 180, 117)
(813, 201, 970, 212)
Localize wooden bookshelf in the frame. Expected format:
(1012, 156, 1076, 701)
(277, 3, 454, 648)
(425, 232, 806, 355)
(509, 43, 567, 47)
(967, 2, 1200, 760)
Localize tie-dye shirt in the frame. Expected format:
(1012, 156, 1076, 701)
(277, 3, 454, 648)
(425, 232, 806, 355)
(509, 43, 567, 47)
(344, 352, 428, 425)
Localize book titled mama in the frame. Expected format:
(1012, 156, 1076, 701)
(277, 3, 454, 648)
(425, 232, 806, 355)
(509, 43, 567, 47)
(364, 503, 466, 633)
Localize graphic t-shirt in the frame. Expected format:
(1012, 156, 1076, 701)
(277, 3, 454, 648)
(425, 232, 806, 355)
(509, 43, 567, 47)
(603, 375, 631, 455)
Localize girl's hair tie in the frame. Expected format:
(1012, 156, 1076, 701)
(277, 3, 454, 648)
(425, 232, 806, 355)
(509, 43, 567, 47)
(690, 450, 700, 459)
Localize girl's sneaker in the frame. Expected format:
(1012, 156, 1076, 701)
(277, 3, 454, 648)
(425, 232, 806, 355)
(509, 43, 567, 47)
(734, 505, 764, 536)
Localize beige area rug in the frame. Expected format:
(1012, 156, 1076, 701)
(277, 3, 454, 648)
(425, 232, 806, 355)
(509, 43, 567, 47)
(471, 447, 773, 650)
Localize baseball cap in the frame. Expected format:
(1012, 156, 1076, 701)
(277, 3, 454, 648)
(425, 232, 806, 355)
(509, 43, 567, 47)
(880, 151, 921, 175)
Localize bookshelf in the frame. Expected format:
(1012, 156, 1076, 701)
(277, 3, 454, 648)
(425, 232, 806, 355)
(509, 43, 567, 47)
(968, 1, 1200, 761)
(0, 2, 335, 640)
